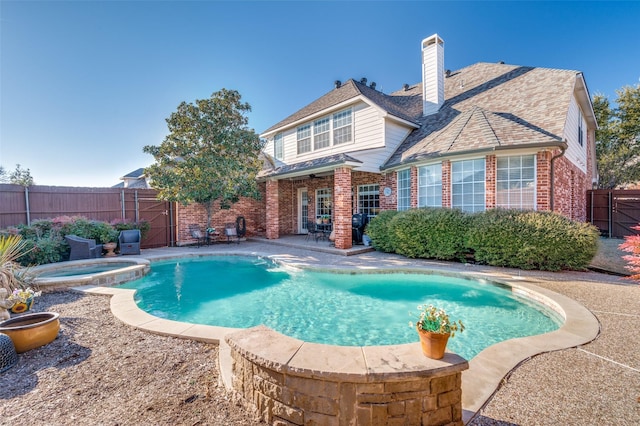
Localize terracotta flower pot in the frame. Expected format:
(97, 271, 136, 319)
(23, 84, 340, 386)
(0, 312, 60, 353)
(417, 326, 450, 360)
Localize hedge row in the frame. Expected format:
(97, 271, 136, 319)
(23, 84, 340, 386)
(365, 208, 599, 271)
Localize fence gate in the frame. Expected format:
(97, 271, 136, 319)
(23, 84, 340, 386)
(587, 190, 640, 238)
(137, 196, 176, 248)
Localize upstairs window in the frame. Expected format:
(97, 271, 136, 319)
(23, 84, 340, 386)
(297, 125, 311, 154)
(397, 169, 411, 211)
(295, 108, 353, 155)
(313, 117, 331, 150)
(274, 133, 283, 160)
(333, 109, 353, 145)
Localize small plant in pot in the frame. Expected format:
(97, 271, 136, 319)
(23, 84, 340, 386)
(410, 304, 464, 359)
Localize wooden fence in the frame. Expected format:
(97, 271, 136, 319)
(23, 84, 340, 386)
(587, 189, 640, 238)
(0, 184, 175, 248)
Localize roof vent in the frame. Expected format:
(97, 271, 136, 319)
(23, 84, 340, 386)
(334, 80, 342, 88)
(403, 83, 410, 91)
(360, 77, 367, 85)
(445, 69, 451, 78)
(498, 60, 504, 64)
(369, 82, 376, 90)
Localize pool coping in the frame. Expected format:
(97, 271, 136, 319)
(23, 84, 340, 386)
(33, 257, 151, 289)
(70, 253, 600, 424)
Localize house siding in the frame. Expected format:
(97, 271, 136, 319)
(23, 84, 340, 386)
(563, 95, 588, 174)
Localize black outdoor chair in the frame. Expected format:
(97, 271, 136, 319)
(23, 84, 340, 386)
(306, 222, 322, 242)
(188, 224, 207, 248)
(224, 222, 239, 244)
(65, 235, 103, 260)
(118, 229, 141, 255)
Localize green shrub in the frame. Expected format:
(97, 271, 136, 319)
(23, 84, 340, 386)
(18, 236, 68, 266)
(391, 208, 470, 260)
(60, 217, 95, 239)
(466, 209, 599, 271)
(365, 210, 399, 252)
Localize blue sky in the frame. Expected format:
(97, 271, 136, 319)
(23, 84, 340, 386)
(1, 1, 639, 187)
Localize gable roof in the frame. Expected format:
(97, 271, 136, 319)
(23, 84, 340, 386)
(261, 79, 422, 136)
(383, 62, 579, 169)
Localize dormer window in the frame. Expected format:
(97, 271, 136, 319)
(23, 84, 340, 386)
(274, 133, 283, 160)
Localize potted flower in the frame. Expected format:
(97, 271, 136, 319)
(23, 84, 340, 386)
(8, 287, 41, 314)
(410, 304, 464, 359)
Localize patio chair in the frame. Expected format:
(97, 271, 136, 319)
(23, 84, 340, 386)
(224, 222, 239, 244)
(65, 235, 103, 260)
(118, 229, 141, 255)
(306, 222, 322, 242)
(188, 224, 207, 247)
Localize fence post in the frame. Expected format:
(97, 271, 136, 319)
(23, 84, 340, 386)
(608, 191, 613, 238)
(24, 187, 31, 226)
(121, 190, 126, 220)
(134, 190, 139, 223)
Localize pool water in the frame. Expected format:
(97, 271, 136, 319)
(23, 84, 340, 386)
(118, 256, 562, 360)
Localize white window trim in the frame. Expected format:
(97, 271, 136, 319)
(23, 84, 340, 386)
(397, 169, 411, 211)
(295, 108, 353, 156)
(417, 163, 443, 208)
(496, 154, 537, 210)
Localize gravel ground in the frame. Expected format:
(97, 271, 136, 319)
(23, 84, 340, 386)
(0, 291, 263, 426)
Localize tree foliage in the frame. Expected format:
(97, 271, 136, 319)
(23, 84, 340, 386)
(594, 84, 640, 189)
(143, 89, 263, 227)
(0, 164, 34, 186)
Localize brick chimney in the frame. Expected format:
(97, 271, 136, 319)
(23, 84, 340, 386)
(421, 34, 445, 116)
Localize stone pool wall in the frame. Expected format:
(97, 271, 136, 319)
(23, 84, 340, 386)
(225, 326, 468, 425)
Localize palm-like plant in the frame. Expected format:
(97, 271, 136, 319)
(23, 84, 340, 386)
(0, 235, 34, 293)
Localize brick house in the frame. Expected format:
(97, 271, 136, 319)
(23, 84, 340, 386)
(179, 34, 597, 249)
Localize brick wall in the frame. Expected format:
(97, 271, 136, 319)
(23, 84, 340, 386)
(333, 167, 352, 249)
(485, 155, 496, 209)
(176, 184, 266, 245)
(226, 327, 467, 426)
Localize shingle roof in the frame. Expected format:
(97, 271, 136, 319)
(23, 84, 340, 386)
(261, 79, 422, 135)
(121, 168, 146, 179)
(383, 63, 578, 168)
(258, 153, 363, 179)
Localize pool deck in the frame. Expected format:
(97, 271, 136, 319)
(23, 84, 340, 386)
(74, 238, 640, 425)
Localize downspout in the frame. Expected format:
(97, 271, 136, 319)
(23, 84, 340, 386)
(549, 144, 567, 212)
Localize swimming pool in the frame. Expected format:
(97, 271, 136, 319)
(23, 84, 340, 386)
(118, 255, 562, 359)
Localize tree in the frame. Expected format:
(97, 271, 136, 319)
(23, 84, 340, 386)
(594, 84, 640, 189)
(143, 89, 263, 228)
(0, 164, 34, 186)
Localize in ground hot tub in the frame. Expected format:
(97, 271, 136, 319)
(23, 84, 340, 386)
(33, 257, 150, 290)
